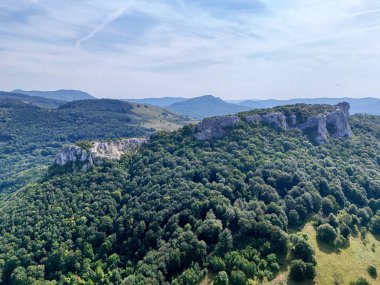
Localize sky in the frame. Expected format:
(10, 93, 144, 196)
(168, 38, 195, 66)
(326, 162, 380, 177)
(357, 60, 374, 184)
(1, 0, 380, 99)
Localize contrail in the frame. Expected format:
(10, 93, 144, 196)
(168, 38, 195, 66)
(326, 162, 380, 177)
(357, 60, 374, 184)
(76, 5, 130, 47)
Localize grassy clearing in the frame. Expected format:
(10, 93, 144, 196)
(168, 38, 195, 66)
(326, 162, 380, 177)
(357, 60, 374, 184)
(272, 223, 380, 285)
(302, 223, 380, 285)
(200, 224, 380, 285)
(130, 102, 194, 131)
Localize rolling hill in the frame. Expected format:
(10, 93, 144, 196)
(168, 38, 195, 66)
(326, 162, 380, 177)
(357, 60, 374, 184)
(0, 98, 189, 194)
(12, 89, 96, 101)
(166, 95, 251, 119)
(0, 91, 65, 108)
(0, 103, 379, 284)
(125, 97, 187, 107)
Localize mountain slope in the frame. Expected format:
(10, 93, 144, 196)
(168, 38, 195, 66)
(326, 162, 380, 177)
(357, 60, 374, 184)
(12, 89, 96, 101)
(125, 97, 187, 106)
(0, 91, 65, 108)
(0, 104, 379, 284)
(241, 97, 380, 115)
(0, 99, 188, 194)
(167, 95, 251, 119)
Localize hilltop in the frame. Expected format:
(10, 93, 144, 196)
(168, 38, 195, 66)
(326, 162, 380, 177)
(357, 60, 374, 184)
(12, 89, 96, 101)
(1, 103, 379, 284)
(240, 97, 380, 116)
(0, 91, 65, 108)
(125, 97, 186, 107)
(0, 98, 189, 194)
(166, 95, 251, 119)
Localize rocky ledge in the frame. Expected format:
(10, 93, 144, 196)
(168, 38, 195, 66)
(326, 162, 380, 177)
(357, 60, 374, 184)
(54, 138, 147, 170)
(194, 102, 352, 145)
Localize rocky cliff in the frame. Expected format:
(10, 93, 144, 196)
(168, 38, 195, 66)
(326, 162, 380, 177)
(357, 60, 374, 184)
(194, 103, 352, 144)
(54, 138, 147, 171)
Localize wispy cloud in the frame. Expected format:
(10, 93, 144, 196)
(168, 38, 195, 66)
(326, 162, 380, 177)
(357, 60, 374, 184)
(76, 4, 130, 47)
(1, 0, 380, 99)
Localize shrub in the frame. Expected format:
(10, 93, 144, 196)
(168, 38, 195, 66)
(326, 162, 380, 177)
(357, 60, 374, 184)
(367, 265, 377, 278)
(316, 223, 337, 245)
(350, 277, 371, 285)
(370, 215, 380, 235)
(289, 260, 316, 282)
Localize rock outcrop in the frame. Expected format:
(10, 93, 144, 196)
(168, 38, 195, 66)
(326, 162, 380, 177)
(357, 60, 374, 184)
(195, 116, 240, 140)
(194, 102, 353, 145)
(54, 138, 147, 170)
(298, 115, 329, 145)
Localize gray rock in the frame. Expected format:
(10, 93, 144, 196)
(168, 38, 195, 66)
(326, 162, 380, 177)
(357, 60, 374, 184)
(245, 114, 262, 123)
(326, 109, 352, 138)
(261, 113, 287, 130)
(195, 116, 240, 140)
(54, 146, 90, 166)
(336, 102, 350, 117)
(54, 138, 147, 170)
(193, 102, 352, 145)
(298, 115, 329, 145)
(289, 115, 297, 127)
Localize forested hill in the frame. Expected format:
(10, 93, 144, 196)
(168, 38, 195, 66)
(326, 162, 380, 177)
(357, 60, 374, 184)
(0, 99, 188, 194)
(0, 91, 65, 108)
(12, 89, 96, 101)
(0, 104, 379, 284)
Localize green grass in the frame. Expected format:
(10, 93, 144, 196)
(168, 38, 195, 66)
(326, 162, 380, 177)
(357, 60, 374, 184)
(201, 222, 380, 285)
(273, 223, 380, 285)
(130, 102, 194, 131)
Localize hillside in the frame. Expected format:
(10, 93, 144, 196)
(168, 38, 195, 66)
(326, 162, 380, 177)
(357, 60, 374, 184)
(166, 95, 251, 119)
(241, 97, 380, 115)
(125, 97, 187, 107)
(0, 91, 65, 108)
(0, 103, 379, 284)
(0, 99, 188, 194)
(12, 89, 96, 101)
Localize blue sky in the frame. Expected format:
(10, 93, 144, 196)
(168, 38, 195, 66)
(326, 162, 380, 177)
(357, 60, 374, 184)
(1, 0, 380, 99)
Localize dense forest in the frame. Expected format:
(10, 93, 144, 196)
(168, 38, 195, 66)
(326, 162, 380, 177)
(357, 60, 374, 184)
(0, 104, 379, 284)
(0, 98, 186, 195)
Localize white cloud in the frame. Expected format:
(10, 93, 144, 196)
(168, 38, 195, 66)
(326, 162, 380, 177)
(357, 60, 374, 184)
(1, 0, 380, 99)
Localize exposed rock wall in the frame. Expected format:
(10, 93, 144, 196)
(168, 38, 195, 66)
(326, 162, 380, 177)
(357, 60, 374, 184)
(194, 102, 352, 145)
(54, 138, 147, 170)
(195, 116, 240, 140)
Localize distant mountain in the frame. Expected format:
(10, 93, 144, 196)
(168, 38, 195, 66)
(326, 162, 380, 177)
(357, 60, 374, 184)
(240, 97, 380, 115)
(124, 97, 187, 106)
(166, 95, 251, 119)
(0, 91, 65, 108)
(12, 89, 96, 101)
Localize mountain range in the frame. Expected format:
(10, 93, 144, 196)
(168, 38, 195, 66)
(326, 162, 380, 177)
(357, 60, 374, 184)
(126, 95, 380, 119)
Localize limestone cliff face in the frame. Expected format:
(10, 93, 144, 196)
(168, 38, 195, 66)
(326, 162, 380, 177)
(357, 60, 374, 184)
(195, 116, 240, 140)
(54, 138, 147, 170)
(194, 103, 352, 145)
